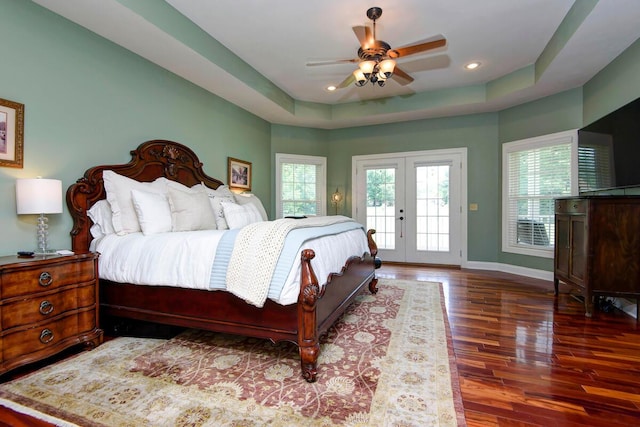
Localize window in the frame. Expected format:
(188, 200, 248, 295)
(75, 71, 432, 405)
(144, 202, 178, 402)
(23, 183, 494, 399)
(502, 130, 578, 258)
(275, 153, 326, 218)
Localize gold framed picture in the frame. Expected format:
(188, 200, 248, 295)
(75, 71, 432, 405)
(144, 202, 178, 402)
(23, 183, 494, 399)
(228, 157, 251, 191)
(0, 97, 24, 168)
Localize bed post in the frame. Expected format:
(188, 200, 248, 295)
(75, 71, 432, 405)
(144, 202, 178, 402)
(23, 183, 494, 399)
(367, 229, 380, 294)
(298, 249, 320, 383)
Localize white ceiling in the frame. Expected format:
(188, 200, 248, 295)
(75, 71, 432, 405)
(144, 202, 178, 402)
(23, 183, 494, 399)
(33, 0, 640, 129)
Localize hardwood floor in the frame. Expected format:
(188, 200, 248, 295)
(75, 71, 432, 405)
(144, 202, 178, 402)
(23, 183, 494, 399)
(1, 265, 639, 426)
(378, 264, 640, 427)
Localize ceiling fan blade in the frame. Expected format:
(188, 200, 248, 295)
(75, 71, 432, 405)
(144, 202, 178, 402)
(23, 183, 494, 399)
(306, 58, 359, 66)
(352, 25, 373, 48)
(391, 67, 414, 85)
(388, 37, 447, 58)
(338, 73, 355, 88)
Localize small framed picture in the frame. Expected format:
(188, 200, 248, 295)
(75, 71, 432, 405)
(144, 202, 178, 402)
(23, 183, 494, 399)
(228, 157, 252, 191)
(0, 97, 25, 168)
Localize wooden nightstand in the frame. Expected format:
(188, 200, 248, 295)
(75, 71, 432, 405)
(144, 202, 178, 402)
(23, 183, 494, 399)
(0, 253, 102, 375)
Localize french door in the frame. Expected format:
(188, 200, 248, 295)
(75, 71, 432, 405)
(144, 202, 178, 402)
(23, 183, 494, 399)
(353, 149, 466, 265)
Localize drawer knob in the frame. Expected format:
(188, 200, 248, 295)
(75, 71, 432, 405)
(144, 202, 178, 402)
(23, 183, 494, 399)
(39, 300, 54, 315)
(38, 271, 53, 287)
(39, 328, 54, 344)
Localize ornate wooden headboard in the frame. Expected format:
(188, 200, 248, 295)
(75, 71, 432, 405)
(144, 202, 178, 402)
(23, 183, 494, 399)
(67, 140, 224, 253)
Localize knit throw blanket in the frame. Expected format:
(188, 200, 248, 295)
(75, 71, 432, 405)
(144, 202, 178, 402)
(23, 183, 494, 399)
(225, 216, 354, 307)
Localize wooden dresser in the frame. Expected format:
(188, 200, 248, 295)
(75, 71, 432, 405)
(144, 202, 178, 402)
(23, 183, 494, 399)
(554, 196, 640, 317)
(0, 253, 102, 375)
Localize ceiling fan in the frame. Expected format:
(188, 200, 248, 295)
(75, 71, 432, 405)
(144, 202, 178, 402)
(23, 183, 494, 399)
(307, 6, 447, 88)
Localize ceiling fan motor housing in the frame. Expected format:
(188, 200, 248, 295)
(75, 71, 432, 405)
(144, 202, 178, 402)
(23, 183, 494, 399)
(357, 40, 391, 61)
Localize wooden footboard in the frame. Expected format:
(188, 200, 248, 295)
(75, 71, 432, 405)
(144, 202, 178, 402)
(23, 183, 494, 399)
(297, 230, 379, 381)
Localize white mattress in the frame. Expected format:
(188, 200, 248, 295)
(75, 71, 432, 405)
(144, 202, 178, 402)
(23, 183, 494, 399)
(91, 227, 369, 305)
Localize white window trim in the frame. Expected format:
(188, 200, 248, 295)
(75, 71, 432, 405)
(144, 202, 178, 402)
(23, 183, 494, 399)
(275, 153, 327, 218)
(501, 129, 579, 258)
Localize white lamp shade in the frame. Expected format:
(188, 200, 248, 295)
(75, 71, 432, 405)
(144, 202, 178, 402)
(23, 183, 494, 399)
(16, 178, 63, 214)
(353, 69, 366, 84)
(358, 60, 376, 75)
(379, 59, 396, 77)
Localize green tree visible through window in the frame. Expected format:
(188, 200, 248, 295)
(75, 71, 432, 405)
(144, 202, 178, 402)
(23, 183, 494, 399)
(282, 163, 318, 216)
(366, 169, 395, 207)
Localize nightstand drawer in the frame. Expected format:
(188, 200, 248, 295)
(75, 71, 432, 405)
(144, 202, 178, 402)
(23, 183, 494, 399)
(1, 257, 95, 298)
(2, 309, 97, 362)
(1, 285, 95, 330)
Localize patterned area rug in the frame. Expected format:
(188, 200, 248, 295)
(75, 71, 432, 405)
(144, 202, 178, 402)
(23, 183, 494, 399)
(0, 279, 466, 426)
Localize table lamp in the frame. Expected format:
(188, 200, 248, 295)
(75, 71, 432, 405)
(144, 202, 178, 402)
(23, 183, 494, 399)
(16, 178, 63, 254)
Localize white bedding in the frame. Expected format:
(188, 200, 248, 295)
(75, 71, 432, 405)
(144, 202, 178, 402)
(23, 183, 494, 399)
(91, 227, 369, 305)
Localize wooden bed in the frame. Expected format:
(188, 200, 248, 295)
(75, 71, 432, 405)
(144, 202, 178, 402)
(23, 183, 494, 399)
(66, 140, 379, 382)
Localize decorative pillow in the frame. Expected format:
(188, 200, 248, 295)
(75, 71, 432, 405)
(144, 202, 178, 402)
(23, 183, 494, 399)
(221, 201, 264, 229)
(87, 199, 116, 237)
(193, 183, 237, 230)
(131, 189, 172, 235)
(166, 184, 217, 231)
(234, 193, 268, 221)
(210, 195, 235, 229)
(103, 171, 168, 235)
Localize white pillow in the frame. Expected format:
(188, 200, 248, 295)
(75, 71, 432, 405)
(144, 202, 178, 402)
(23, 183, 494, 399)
(210, 195, 235, 230)
(167, 184, 217, 231)
(234, 193, 268, 221)
(103, 171, 168, 235)
(193, 183, 237, 230)
(87, 199, 116, 237)
(222, 201, 264, 229)
(131, 189, 172, 235)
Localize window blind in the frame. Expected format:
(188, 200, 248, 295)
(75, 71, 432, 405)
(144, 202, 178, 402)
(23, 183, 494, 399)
(279, 161, 323, 217)
(506, 142, 572, 249)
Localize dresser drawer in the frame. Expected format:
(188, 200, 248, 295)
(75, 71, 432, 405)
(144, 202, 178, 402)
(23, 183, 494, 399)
(1, 285, 95, 330)
(1, 257, 95, 298)
(2, 309, 97, 362)
(555, 199, 586, 214)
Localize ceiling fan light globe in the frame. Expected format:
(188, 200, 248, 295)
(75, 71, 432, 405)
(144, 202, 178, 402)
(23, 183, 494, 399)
(358, 60, 376, 76)
(353, 69, 367, 86)
(379, 59, 395, 78)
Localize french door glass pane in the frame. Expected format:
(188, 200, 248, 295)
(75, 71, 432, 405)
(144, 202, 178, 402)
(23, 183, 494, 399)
(416, 165, 450, 252)
(366, 168, 396, 250)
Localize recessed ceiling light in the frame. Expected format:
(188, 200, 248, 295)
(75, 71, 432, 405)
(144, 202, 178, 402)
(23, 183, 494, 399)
(326, 85, 337, 91)
(465, 62, 480, 70)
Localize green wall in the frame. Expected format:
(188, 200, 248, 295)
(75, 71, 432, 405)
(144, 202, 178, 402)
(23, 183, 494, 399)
(497, 89, 584, 270)
(2, 1, 640, 274)
(0, 0, 271, 254)
(327, 113, 500, 261)
(270, 125, 329, 217)
(583, 38, 640, 126)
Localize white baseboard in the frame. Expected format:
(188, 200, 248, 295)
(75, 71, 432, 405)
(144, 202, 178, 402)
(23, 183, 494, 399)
(462, 261, 637, 319)
(463, 261, 554, 281)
